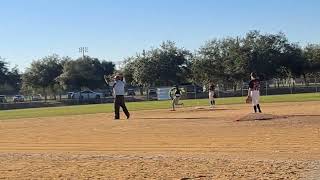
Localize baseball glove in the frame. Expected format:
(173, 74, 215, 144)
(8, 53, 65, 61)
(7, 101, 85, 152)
(245, 96, 252, 104)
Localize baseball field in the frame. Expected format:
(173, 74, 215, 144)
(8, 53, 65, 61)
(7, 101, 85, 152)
(0, 93, 320, 179)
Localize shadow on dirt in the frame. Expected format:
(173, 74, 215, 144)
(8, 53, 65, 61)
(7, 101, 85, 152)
(140, 117, 214, 120)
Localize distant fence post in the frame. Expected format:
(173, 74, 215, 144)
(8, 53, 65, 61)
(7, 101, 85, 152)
(194, 84, 197, 100)
(241, 87, 244, 97)
(315, 77, 318, 93)
(217, 84, 220, 98)
(265, 81, 268, 96)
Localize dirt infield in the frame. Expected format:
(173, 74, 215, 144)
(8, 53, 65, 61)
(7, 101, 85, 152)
(0, 101, 320, 179)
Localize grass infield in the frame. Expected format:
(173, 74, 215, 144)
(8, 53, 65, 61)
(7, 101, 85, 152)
(0, 93, 319, 120)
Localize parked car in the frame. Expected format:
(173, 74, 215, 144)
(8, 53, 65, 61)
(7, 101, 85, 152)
(127, 89, 136, 96)
(0, 95, 7, 103)
(31, 94, 42, 101)
(71, 90, 103, 100)
(13, 95, 25, 102)
(148, 88, 157, 100)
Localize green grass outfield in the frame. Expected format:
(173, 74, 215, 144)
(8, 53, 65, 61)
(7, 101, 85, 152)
(0, 93, 319, 120)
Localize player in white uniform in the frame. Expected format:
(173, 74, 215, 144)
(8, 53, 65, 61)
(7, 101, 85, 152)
(248, 72, 262, 113)
(208, 84, 215, 109)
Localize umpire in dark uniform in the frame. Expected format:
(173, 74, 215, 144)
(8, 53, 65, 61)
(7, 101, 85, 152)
(113, 74, 130, 120)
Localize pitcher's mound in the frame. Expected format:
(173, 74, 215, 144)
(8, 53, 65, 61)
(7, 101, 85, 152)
(236, 113, 287, 121)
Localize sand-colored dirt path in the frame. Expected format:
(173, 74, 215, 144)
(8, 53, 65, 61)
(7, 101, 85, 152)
(0, 101, 319, 179)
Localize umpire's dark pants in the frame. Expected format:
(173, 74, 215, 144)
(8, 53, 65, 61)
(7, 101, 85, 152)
(114, 95, 130, 119)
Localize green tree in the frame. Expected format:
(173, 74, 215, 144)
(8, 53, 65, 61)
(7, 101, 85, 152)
(123, 41, 192, 87)
(281, 43, 306, 81)
(58, 56, 115, 90)
(220, 37, 250, 90)
(122, 57, 136, 85)
(303, 44, 320, 82)
(0, 57, 22, 94)
(192, 39, 225, 85)
(243, 31, 289, 80)
(192, 38, 249, 90)
(0, 57, 9, 85)
(132, 52, 158, 87)
(154, 41, 192, 85)
(7, 66, 22, 93)
(22, 54, 63, 100)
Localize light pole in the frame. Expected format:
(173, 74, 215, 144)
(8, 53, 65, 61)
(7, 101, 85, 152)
(79, 47, 88, 59)
(78, 47, 88, 103)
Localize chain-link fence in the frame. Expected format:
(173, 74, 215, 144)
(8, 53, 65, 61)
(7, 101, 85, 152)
(189, 80, 320, 99)
(1, 79, 320, 110)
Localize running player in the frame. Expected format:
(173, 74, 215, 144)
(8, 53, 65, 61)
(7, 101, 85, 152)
(248, 72, 262, 113)
(170, 85, 184, 111)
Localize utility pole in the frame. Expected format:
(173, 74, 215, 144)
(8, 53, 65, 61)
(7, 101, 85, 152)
(79, 47, 88, 59)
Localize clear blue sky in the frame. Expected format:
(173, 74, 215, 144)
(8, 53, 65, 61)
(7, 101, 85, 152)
(1, 0, 319, 71)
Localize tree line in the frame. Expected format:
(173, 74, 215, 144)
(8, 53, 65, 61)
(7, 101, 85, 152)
(0, 55, 115, 99)
(123, 31, 320, 90)
(0, 57, 21, 94)
(0, 30, 320, 98)
(21, 55, 115, 100)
